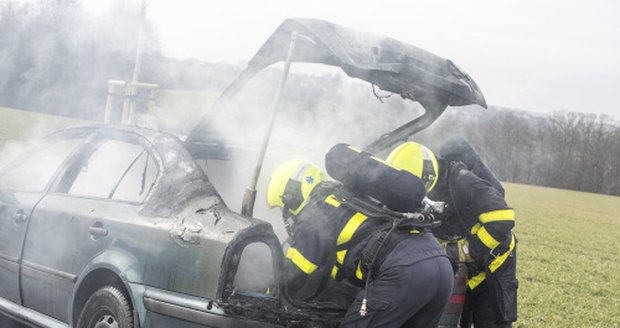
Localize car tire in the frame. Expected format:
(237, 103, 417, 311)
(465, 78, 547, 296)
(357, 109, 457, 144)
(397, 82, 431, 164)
(76, 285, 134, 328)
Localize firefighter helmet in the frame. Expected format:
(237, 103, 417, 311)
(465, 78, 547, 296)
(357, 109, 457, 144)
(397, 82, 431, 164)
(386, 142, 439, 192)
(267, 159, 325, 216)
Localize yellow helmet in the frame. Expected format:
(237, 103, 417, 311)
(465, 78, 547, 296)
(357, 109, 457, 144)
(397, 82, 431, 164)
(386, 142, 439, 192)
(267, 159, 325, 216)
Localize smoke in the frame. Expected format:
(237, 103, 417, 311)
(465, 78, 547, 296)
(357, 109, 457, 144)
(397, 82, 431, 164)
(193, 64, 425, 238)
(0, 0, 156, 120)
(0, 2, 425, 237)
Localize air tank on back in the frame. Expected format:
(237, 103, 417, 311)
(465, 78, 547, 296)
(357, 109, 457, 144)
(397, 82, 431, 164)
(325, 143, 426, 213)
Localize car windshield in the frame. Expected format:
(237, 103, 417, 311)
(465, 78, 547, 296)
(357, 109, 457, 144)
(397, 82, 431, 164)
(0, 138, 82, 193)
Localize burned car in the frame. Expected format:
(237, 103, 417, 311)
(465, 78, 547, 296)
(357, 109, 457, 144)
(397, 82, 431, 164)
(0, 18, 485, 327)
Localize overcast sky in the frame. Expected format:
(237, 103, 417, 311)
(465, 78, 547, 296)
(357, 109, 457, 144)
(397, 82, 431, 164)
(84, 0, 620, 118)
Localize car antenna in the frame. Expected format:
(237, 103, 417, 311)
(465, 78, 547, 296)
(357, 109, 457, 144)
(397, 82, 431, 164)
(241, 31, 300, 217)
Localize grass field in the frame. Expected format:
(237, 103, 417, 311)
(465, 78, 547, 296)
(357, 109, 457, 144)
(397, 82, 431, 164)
(505, 182, 620, 327)
(0, 107, 87, 147)
(0, 107, 88, 165)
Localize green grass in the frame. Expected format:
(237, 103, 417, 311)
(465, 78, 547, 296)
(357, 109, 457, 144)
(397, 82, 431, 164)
(0, 107, 88, 165)
(0, 107, 87, 146)
(505, 182, 620, 327)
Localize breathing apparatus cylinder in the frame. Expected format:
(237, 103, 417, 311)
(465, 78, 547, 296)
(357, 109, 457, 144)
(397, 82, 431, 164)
(325, 143, 426, 212)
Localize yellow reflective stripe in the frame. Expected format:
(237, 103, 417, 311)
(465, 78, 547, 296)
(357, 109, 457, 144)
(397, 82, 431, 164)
(480, 209, 515, 223)
(324, 194, 341, 208)
(286, 247, 318, 274)
(336, 250, 347, 265)
(477, 226, 501, 250)
(468, 272, 486, 290)
(470, 223, 482, 234)
(489, 234, 516, 273)
(347, 145, 362, 153)
(355, 262, 364, 280)
(331, 266, 339, 279)
(410, 229, 420, 234)
(290, 197, 309, 215)
(336, 213, 368, 246)
(468, 234, 516, 290)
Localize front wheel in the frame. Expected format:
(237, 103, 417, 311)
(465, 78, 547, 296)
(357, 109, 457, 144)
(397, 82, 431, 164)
(76, 286, 134, 328)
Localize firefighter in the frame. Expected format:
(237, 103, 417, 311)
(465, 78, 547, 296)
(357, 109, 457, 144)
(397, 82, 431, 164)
(386, 141, 518, 328)
(267, 159, 453, 328)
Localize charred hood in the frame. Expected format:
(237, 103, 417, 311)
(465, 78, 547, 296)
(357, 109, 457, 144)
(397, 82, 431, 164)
(186, 18, 487, 155)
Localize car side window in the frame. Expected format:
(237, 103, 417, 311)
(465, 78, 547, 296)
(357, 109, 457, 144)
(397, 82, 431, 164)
(111, 150, 158, 203)
(0, 138, 81, 192)
(68, 140, 157, 202)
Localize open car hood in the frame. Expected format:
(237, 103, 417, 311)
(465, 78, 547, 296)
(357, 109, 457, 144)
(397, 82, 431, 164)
(186, 18, 487, 156)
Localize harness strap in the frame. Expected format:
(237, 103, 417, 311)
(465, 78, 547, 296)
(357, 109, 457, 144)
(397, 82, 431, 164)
(467, 233, 516, 290)
(490, 233, 514, 258)
(359, 228, 410, 280)
(314, 247, 338, 297)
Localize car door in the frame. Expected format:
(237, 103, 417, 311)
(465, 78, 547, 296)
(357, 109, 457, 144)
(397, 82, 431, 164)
(0, 135, 85, 304)
(19, 133, 159, 322)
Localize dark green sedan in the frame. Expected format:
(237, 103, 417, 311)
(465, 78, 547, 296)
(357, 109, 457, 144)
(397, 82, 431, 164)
(0, 125, 327, 327)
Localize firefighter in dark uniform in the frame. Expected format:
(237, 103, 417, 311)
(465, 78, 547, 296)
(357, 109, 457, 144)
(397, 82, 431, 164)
(386, 141, 518, 328)
(267, 158, 453, 328)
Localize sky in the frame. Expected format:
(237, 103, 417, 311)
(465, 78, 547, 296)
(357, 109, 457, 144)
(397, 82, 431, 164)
(83, 0, 620, 118)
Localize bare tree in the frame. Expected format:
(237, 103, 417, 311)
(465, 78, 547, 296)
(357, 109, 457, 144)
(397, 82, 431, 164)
(417, 108, 619, 196)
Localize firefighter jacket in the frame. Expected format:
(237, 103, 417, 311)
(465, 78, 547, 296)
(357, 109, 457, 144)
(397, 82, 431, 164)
(284, 183, 444, 300)
(429, 161, 516, 291)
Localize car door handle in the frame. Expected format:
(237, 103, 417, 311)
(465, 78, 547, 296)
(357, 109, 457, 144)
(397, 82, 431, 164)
(89, 226, 108, 238)
(13, 209, 28, 223)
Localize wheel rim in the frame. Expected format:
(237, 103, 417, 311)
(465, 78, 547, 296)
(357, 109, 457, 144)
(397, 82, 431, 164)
(92, 312, 119, 328)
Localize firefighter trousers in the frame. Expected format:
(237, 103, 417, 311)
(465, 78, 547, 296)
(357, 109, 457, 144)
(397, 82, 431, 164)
(340, 255, 453, 328)
(461, 246, 518, 328)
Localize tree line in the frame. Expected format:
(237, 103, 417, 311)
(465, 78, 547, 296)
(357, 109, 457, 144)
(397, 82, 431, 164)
(417, 108, 620, 196)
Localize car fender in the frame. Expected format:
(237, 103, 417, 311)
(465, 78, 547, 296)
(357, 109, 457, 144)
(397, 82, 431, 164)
(69, 248, 144, 326)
